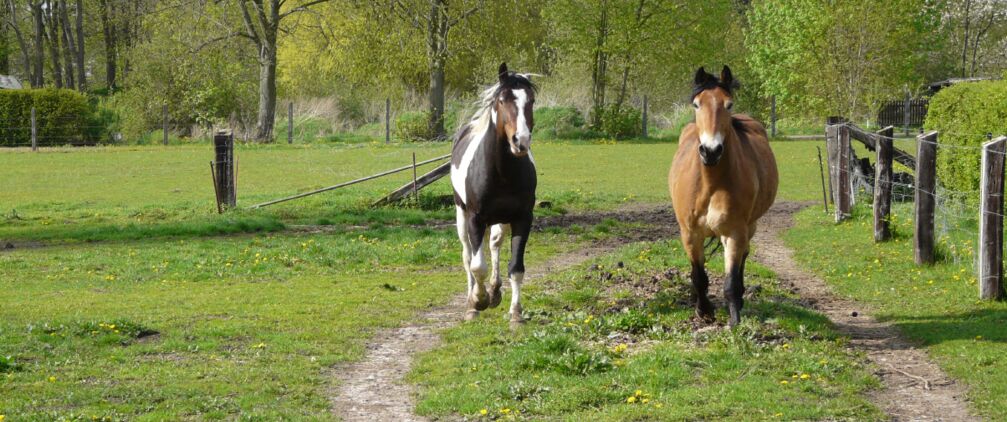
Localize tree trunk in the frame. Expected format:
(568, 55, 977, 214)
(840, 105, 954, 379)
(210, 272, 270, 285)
(6, 0, 31, 80)
(255, 46, 278, 142)
(59, 0, 76, 89)
(0, 4, 8, 74)
(590, 0, 609, 128)
(99, 0, 116, 90)
(31, 1, 44, 87)
(43, 2, 63, 88)
(961, 0, 971, 78)
(74, 0, 84, 90)
(427, 0, 448, 140)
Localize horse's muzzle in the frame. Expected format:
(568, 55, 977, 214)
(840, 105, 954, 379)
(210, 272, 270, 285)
(699, 144, 723, 166)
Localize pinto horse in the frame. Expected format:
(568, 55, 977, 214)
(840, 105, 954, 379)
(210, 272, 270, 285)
(669, 66, 778, 327)
(451, 63, 537, 325)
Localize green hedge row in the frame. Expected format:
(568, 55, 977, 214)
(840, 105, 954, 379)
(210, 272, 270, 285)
(924, 80, 1007, 205)
(0, 88, 94, 147)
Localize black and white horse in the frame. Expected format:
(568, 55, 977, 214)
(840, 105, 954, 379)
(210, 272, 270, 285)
(451, 63, 537, 325)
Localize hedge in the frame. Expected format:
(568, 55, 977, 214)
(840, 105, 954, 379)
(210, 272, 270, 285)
(0, 88, 93, 147)
(923, 80, 1007, 205)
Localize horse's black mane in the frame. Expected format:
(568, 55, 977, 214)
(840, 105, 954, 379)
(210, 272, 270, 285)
(691, 66, 740, 101)
(497, 72, 537, 96)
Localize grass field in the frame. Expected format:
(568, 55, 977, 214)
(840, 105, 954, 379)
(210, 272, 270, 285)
(785, 204, 1007, 420)
(1, 139, 876, 420)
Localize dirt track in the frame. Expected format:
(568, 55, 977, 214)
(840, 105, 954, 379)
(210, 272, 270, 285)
(329, 202, 977, 421)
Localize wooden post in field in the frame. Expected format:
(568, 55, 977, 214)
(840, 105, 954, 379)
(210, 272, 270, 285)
(162, 105, 169, 146)
(979, 136, 1007, 300)
(770, 96, 777, 137)
(213, 130, 236, 209)
(874, 126, 894, 241)
(412, 152, 419, 203)
(642, 95, 649, 138)
(826, 124, 852, 221)
(287, 102, 293, 144)
(903, 93, 911, 137)
(914, 131, 938, 265)
(385, 98, 391, 144)
(30, 107, 37, 151)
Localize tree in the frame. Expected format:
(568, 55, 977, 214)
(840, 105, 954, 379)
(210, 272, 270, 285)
(234, 0, 333, 142)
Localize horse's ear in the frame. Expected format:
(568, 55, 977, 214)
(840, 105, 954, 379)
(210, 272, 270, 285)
(721, 65, 740, 91)
(694, 67, 709, 86)
(498, 62, 509, 83)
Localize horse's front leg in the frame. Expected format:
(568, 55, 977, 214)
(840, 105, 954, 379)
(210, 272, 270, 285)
(507, 217, 532, 326)
(487, 224, 509, 308)
(465, 217, 491, 318)
(683, 230, 714, 321)
(722, 231, 750, 327)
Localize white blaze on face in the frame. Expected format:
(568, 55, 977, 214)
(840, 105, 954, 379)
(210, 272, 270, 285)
(513, 89, 531, 149)
(697, 97, 724, 151)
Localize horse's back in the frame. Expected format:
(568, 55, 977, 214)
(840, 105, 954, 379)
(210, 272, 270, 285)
(732, 114, 778, 221)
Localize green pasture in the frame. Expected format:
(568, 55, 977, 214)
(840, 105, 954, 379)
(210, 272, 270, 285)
(0, 139, 894, 420)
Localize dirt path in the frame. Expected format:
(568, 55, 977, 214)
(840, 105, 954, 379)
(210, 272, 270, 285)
(329, 205, 677, 422)
(752, 202, 977, 422)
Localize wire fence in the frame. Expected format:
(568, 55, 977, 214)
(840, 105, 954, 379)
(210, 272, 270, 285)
(828, 122, 1007, 298)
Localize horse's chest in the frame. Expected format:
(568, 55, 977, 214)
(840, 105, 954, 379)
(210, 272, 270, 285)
(700, 201, 730, 232)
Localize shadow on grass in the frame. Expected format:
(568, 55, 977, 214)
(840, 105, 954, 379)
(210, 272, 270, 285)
(879, 309, 1007, 345)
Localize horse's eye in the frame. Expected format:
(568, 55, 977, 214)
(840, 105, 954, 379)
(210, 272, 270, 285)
(692, 101, 700, 109)
(726, 102, 734, 110)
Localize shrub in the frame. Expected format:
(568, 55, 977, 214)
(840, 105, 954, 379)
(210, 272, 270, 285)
(394, 111, 435, 141)
(0, 88, 94, 147)
(534, 106, 589, 139)
(924, 80, 1007, 205)
(593, 104, 643, 139)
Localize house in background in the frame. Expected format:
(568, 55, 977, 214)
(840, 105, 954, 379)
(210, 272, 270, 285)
(0, 75, 24, 90)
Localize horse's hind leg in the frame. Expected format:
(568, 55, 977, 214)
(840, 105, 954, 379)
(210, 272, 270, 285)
(683, 230, 715, 321)
(722, 232, 750, 327)
(507, 217, 532, 326)
(487, 224, 509, 308)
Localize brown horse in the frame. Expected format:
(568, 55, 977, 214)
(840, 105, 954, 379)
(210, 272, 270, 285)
(669, 66, 778, 327)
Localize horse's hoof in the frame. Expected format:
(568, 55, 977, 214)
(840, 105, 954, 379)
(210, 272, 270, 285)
(509, 318, 526, 330)
(474, 295, 491, 311)
(488, 285, 503, 308)
(464, 310, 480, 321)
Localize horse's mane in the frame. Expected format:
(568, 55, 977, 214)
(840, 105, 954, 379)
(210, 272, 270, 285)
(454, 72, 537, 146)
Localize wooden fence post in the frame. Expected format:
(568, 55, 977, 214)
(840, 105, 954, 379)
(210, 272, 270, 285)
(385, 98, 391, 144)
(770, 96, 777, 137)
(903, 93, 911, 136)
(874, 126, 894, 241)
(213, 130, 236, 209)
(914, 131, 938, 265)
(162, 105, 169, 146)
(288, 102, 294, 144)
(980, 136, 1007, 300)
(826, 124, 852, 221)
(30, 107, 37, 151)
(642, 95, 649, 138)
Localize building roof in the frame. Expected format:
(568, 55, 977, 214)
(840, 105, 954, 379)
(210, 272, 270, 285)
(0, 75, 23, 89)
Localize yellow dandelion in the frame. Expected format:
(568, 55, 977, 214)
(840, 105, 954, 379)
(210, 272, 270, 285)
(800, 374, 810, 380)
(780, 380, 789, 385)
(627, 396, 637, 403)
(48, 376, 56, 382)
(500, 408, 511, 414)
(655, 403, 663, 408)
(642, 398, 650, 404)
(479, 409, 488, 416)
(976, 335, 983, 340)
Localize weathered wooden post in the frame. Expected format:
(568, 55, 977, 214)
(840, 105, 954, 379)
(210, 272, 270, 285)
(826, 124, 852, 221)
(980, 136, 1007, 300)
(770, 96, 777, 137)
(287, 102, 294, 144)
(213, 130, 236, 209)
(874, 126, 894, 241)
(914, 131, 938, 265)
(162, 105, 169, 146)
(30, 107, 37, 151)
(385, 98, 391, 144)
(642, 95, 649, 138)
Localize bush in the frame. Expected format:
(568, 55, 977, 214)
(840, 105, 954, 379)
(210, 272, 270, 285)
(394, 111, 435, 141)
(593, 104, 643, 139)
(924, 80, 1007, 205)
(0, 88, 94, 147)
(534, 106, 589, 139)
